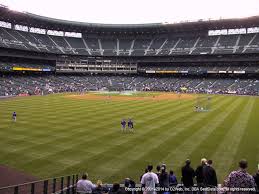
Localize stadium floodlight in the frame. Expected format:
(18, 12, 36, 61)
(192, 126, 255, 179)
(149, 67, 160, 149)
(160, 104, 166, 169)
(247, 27, 259, 34)
(0, 21, 11, 29)
(29, 27, 46, 35)
(47, 30, 64, 36)
(14, 24, 29, 32)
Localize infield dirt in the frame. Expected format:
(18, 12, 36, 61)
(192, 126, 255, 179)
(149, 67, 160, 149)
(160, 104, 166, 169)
(66, 93, 195, 101)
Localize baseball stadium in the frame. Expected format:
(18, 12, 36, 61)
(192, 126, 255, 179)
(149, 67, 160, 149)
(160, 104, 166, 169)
(0, 1, 259, 193)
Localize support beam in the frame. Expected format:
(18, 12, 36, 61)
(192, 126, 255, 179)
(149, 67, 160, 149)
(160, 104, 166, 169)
(242, 34, 257, 53)
(128, 39, 135, 56)
(169, 38, 181, 55)
(48, 36, 65, 53)
(156, 39, 168, 55)
(189, 37, 200, 54)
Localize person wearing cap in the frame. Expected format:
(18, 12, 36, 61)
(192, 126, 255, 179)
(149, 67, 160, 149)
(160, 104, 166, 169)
(127, 119, 134, 132)
(181, 159, 195, 188)
(12, 111, 17, 122)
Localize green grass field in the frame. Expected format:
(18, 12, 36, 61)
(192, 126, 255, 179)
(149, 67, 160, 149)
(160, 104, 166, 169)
(0, 92, 259, 184)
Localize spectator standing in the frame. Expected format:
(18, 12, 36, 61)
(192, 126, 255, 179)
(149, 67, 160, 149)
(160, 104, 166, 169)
(195, 158, 207, 188)
(159, 166, 169, 188)
(76, 173, 96, 193)
(156, 165, 161, 177)
(253, 168, 259, 193)
(224, 159, 256, 190)
(141, 164, 159, 194)
(203, 160, 218, 187)
(181, 159, 195, 188)
(140, 168, 148, 182)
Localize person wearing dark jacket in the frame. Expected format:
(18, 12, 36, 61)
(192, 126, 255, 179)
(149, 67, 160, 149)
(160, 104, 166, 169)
(203, 160, 218, 187)
(92, 180, 109, 194)
(108, 183, 125, 194)
(124, 178, 136, 194)
(195, 158, 207, 187)
(253, 169, 259, 193)
(181, 159, 195, 188)
(159, 166, 169, 188)
(156, 165, 161, 177)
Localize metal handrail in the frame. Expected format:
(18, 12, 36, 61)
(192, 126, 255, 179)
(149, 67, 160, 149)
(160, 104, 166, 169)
(0, 174, 79, 190)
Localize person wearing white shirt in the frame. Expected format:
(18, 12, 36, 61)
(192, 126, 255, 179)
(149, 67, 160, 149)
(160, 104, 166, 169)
(141, 165, 159, 194)
(77, 173, 96, 194)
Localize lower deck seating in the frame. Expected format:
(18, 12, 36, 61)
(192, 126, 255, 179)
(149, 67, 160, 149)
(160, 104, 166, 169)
(0, 74, 258, 96)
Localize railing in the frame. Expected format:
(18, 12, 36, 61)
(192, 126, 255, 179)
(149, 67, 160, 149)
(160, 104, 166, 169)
(0, 174, 79, 194)
(1, 176, 258, 194)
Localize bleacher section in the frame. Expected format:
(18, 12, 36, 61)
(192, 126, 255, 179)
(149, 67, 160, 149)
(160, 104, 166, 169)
(2, 27, 259, 56)
(138, 64, 259, 72)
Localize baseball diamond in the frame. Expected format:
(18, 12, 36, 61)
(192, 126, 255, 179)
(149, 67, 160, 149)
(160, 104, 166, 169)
(0, 93, 258, 184)
(0, 2, 259, 193)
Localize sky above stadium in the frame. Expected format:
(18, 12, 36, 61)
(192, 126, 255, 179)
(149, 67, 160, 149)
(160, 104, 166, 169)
(1, 0, 259, 24)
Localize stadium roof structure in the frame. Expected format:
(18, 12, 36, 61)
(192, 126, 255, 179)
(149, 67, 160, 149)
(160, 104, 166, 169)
(1, 4, 259, 33)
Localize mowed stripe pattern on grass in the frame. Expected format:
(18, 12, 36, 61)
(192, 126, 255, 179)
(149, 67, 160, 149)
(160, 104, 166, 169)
(0, 93, 258, 184)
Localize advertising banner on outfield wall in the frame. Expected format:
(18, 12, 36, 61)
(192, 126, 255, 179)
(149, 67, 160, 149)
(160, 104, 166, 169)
(156, 71, 178, 74)
(234, 71, 246, 74)
(207, 71, 218, 74)
(146, 70, 156, 73)
(13, 67, 42, 71)
(42, 69, 51, 71)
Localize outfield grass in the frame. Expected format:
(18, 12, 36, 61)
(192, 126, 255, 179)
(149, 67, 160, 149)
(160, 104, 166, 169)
(0, 92, 258, 184)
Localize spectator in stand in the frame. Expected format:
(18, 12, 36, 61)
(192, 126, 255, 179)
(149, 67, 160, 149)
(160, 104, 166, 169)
(169, 170, 178, 186)
(195, 158, 207, 188)
(224, 159, 256, 190)
(92, 180, 109, 194)
(203, 160, 218, 187)
(140, 168, 148, 182)
(76, 173, 96, 193)
(108, 183, 124, 194)
(156, 165, 161, 178)
(181, 159, 195, 188)
(124, 178, 136, 194)
(253, 168, 259, 193)
(159, 165, 169, 188)
(141, 164, 159, 194)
